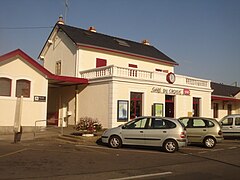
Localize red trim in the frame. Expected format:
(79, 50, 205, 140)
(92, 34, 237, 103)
(0, 49, 88, 85)
(128, 64, 138, 68)
(78, 44, 178, 66)
(211, 96, 240, 102)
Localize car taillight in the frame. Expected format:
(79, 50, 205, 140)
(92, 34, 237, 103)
(180, 131, 186, 138)
(218, 130, 223, 136)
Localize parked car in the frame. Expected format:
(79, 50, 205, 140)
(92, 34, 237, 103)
(219, 114, 240, 138)
(101, 116, 187, 153)
(178, 117, 223, 148)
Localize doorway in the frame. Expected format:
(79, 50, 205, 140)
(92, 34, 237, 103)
(165, 95, 174, 118)
(130, 92, 143, 119)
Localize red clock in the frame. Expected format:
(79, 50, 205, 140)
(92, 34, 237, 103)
(166, 72, 176, 84)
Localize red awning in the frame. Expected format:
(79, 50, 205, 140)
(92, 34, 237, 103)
(48, 74, 88, 87)
(211, 96, 240, 102)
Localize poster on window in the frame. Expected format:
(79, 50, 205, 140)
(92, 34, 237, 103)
(117, 100, 128, 121)
(153, 103, 163, 117)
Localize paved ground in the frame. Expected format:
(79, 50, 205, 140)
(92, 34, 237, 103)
(1, 127, 240, 179)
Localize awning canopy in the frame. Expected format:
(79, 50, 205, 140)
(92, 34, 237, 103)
(212, 95, 240, 102)
(48, 74, 88, 87)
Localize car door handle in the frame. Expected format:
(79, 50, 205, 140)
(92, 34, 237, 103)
(203, 129, 207, 131)
(163, 131, 167, 133)
(140, 131, 143, 133)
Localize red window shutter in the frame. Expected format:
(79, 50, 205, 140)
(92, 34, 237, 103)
(96, 58, 107, 68)
(128, 64, 138, 68)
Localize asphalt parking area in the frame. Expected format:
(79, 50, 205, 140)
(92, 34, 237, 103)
(69, 138, 240, 157)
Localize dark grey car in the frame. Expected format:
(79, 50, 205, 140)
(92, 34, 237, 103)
(102, 116, 187, 153)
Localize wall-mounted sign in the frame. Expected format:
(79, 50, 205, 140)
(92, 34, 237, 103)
(151, 87, 190, 96)
(183, 88, 191, 95)
(166, 72, 176, 84)
(34, 96, 46, 102)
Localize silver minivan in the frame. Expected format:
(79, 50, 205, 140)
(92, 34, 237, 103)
(220, 114, 240, 137)
(101, 116, 187, 153)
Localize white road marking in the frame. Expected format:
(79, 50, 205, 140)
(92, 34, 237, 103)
(228, 147, 237, 149)
(0, 148, 28, 158)
(211, 148, 224, 152)
(109, 171, 172, 180)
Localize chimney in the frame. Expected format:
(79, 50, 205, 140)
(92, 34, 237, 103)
(142, 39, 150, 45)
(88, 26, 96, 32)
(57, 15, 64, 25)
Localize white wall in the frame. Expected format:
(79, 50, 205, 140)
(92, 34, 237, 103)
(77, 47, 174, 76)
(43, 31, 77, 76)
(0, 57, 48, 131)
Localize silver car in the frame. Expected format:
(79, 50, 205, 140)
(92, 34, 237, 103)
(220, 114, 240, 137)
(101, 116, 187, 153)
(179, 117, 223, 148)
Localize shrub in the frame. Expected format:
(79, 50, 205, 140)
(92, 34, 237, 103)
(75, 117, 102, 133)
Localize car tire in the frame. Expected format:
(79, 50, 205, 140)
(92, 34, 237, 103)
(109, 135, 122, 148)
(204, 137, 216, 148)
(163, 139, 178, 153)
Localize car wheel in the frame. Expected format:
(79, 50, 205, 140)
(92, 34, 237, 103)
(204, 137, 216, 148)
(109, 135, 122, 148)
(163, 139, 178, 153)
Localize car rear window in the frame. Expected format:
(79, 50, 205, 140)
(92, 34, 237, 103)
(164, 120, 176, 129)
(206, 120, 215, 127)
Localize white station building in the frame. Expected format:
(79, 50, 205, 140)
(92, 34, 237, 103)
(0, 18, 239, 133)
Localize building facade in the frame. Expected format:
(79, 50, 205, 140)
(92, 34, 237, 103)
(211, 82, 240, 120)
(1, 19, 239, 132)
(39, 20, 212, 128)
(0, 49, 87, 133)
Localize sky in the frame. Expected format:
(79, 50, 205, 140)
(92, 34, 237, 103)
(0, 0, 239, 86)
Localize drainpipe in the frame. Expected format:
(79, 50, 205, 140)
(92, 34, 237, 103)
(75, 85, 79, 126)
(75, 49, 79, 77)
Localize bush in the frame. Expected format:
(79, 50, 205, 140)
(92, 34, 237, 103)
(75, 117, 102, 133)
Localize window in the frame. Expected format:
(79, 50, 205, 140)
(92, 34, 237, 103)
(193, 98, 200, 117)
(16, 79, 30, 98)
(235, 118, 240, 126)
(0, 77, 11, 96)
(55, 61, 61, 75)
(155, 68, 162, 72)
(151, 118, 176, 129)
(207, 120, 215, 127)
(192, 119, 206, 128)
(221, 118, 233, 126)
(128, 64, 138, 77)
(130, 92, 142, 119)
(115, 39, 130, 47)
(96, 58, 107, 68)
(213, 103, 219, 118)
(125, 117, 148, 129)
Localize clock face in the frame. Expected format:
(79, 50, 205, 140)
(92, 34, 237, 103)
(166, 72, 175, 84)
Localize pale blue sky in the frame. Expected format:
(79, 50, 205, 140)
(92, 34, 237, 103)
(0, 0, 239, 85)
